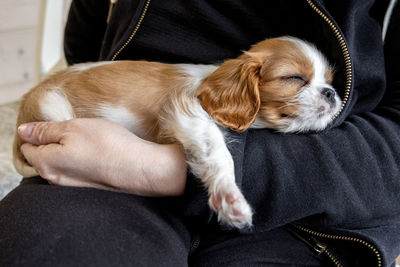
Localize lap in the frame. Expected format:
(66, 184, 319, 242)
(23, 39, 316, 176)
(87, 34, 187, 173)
(0, 177, 191, 267)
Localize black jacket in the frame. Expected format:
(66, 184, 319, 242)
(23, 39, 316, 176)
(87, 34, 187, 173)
(64, 0, 400, 266)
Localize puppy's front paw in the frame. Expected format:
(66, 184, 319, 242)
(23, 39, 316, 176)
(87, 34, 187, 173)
(209, 188, 253, 229)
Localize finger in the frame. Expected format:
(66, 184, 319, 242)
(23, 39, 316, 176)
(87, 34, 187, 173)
(20, 143, 45, 175)
(20, 142, 62, 167)
(20, 142, 61, 177)
(18, 121, 66, 145)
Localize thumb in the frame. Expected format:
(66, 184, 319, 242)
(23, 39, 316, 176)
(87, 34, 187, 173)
(18, 121, 64, 145)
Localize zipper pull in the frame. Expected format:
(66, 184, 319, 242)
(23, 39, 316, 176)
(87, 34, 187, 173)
(313, 239, 328, 255)
(287, 226, 327, 255)
(107, 0, 118, 24)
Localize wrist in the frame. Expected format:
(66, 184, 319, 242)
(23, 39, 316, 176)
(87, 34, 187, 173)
(113, 140, 187, 197)
(142, 143, 187, 196)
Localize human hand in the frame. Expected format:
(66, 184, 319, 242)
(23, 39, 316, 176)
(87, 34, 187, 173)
(18, 118, 187, 196)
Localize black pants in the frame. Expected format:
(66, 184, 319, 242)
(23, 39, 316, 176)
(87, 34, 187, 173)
(0, 178, 324, 267)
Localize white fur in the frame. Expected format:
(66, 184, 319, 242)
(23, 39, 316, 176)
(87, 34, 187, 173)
(70, 61, 115, 72)
(40, 90, 74, 121)
(284, 37, 331, 85)
(177, 64, 218, 90)
(94, 104, 147, 138)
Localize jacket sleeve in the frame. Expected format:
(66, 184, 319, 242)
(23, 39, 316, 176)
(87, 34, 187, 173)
(64, 0, 109, 65)
(237, 4, 400, 231)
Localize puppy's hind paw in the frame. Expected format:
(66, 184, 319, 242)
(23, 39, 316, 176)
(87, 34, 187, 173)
(209, 190, 253, 229)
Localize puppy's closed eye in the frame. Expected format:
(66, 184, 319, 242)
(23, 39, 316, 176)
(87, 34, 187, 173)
(281, 75, 308, 85)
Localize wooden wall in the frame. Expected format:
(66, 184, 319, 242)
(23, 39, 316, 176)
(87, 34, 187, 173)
(0, 0, 39, 105)
(0, 0, 71, 105)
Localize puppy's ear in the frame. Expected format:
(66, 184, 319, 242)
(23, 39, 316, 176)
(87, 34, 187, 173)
(197, 53, 263, 132)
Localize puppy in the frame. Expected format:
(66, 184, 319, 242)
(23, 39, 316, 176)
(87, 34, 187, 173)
(13, 36, 341, 228)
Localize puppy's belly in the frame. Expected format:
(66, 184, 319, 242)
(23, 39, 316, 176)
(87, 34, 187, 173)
(39, 90, 150, 140)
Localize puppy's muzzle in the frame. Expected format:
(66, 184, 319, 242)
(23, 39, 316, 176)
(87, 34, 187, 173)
(321, 88, 336, 106)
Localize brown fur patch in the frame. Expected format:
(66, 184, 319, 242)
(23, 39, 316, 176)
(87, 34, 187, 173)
(197, 55, 262, 132)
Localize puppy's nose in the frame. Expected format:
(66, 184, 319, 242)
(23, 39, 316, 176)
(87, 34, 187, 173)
(321, 88, 336, 104)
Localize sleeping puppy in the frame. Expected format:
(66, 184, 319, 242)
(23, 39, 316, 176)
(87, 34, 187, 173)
(13, 36, 341, 228)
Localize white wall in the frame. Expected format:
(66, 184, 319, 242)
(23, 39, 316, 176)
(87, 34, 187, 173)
(0, 0, 71, 105)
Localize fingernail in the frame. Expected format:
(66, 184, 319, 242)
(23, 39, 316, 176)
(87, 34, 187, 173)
(18, 123, 33, 138)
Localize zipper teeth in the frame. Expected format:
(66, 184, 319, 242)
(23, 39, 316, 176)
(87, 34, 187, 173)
(111, 0, 151, 61)
(292, 224, 382, 267)
(324, 247, 343, 267)
(306, 0, 352, 120)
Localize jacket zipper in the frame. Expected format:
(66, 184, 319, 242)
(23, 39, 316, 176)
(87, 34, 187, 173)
(291, 223, 382, 267)
(297, 2, 382, 266)
(287, 226, 343, 266)
(111, 0, 151, 61)
(306, 0, 351, 120)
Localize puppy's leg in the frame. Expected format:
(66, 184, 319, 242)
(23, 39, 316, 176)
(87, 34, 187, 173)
(161, 100, 252, 228)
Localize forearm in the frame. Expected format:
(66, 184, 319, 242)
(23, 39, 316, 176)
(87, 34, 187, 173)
(114, 142, 187, 197)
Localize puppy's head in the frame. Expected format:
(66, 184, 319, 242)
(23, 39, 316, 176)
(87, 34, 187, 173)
(197, 36, 341, 133)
